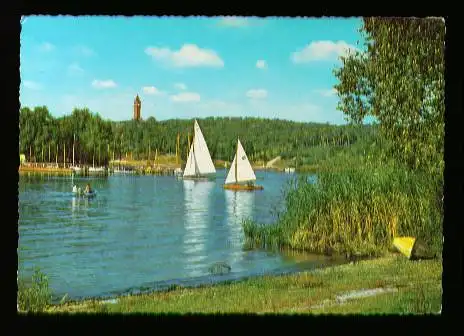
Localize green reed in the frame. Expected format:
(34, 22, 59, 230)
(17, 268, 52, 312)
(243, 156, 443, 257)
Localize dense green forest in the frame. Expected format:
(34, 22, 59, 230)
(19, 106, 377, 166)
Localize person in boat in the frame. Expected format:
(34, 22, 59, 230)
(72, 185, 78, 193)
(84, 183, 93, 194)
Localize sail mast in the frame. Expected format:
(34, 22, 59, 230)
(235, 139, 238, 183)
(192, 120, 197, 176)
(187, 132, 190, 159)
(72, 133, 75, 166)
(176, 133, 180, 165)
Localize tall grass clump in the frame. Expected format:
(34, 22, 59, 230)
(17, 268, 52, 312)
(243, 155, 443, 257)
(243, 219, 287, 250)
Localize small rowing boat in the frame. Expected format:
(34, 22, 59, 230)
(72, 186, 97, 197)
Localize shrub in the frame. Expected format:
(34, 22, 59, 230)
(18, 268, 52, 312)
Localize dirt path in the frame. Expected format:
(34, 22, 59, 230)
(266, 156, 281, 168)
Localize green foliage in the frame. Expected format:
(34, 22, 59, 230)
(253, 17, 446, 257)
(17, 268, 52, 312)
(334, 17, 445, 173)
(19, 108, 376, 166)
(244, 150, 443, 257)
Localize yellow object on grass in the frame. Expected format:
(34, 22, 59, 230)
(393, 237, 416, 259)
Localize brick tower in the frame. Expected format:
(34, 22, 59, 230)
(133, 94, 141, 121)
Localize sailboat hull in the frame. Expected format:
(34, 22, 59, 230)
(223, 184, 263, 191)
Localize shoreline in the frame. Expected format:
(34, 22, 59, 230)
(46, 252, 351, 305)
(18, 164, 296, 175)
(42, 253, 441, 314)
(19, 166, 73, 174)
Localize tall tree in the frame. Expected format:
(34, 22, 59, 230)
(334, 17, 445, 173)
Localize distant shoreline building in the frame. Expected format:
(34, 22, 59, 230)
(133, 94, 141, 121)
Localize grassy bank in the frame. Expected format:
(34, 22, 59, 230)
(244, 158, 442, 257)
(19, 166, 73, 174)
(109, 156, 281, 171)
(18, 268, 53, 312)
(110, 154, 181, 167)
(33, 254, 441, 314)
(110, 156, 228, 170)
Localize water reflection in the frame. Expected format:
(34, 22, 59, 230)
(182, 180, 215, 277)
(225, 190, 255, 268)
(19, 172, 344, 300)
(71, 196, 79, 217)
(71, 195, 93, 216)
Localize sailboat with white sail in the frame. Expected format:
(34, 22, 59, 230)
(182, 119, 216, 180)
(224, 138, 263, 191)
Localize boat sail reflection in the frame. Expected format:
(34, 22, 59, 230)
(72, 196, 79, 214)
(224, 190, 255, 267)
(182, 179, 215, 277)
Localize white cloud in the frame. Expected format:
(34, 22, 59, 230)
(145, 44, 224, 68)
(170, 92, 201, 103)
(67, 62, 84, 75)
(39, 42, 55, 52)
(174, 83, 187, 90)
(217, 16, 249, 27)
(291, 40, 358, 63)
(74, 45, 95, 57)
(91, 79, 117, 89)
(314, 88, 338, 97)
(142, 86, 165, 95)
(246, 89, 268, 99)
(256, 60, 267, 70)
(22, 80, 42, 90)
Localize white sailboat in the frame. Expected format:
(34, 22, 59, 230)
(182, 119, 216, 180)
(224, 138, 263, 191)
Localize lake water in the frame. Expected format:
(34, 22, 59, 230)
(18, 169, 345, 301)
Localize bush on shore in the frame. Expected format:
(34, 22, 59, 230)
(17, 268, 52, 312)
(243, 155, 443, 257)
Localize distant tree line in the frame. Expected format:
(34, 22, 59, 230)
(19, 106, 377, 166)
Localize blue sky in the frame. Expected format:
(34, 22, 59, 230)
(20, 16, 364, 124)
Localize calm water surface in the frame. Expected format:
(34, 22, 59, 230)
(18, 169, 344, 301)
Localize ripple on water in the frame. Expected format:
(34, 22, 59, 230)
(18, 172, 331, 300)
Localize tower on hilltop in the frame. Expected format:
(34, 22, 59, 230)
(133, 94, 141, 121)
